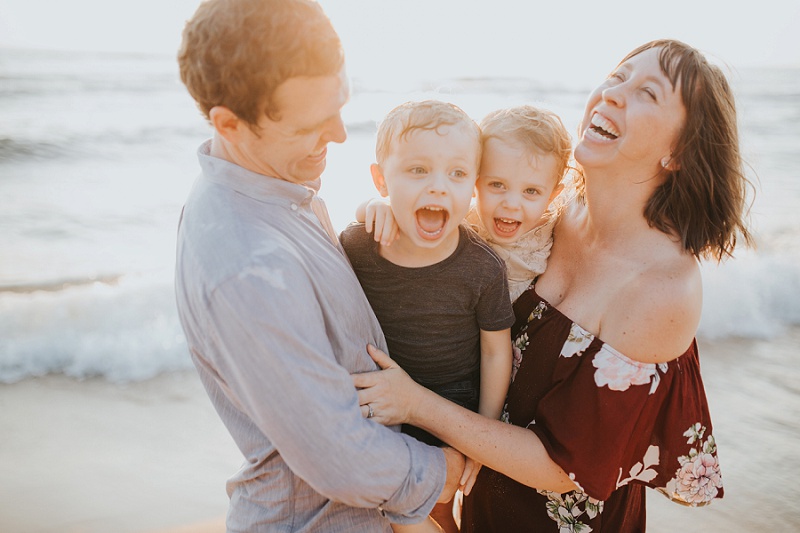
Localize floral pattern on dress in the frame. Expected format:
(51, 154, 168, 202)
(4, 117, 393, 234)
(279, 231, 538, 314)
(528, 300, 548, 322)
(560, 323, 594, 359)
(661, 423, 723, 505)
(616, 445, 660, 489)
(538, 489, 604, 533)
(511, 333, 528, 382)
(592, 345, 662, 393)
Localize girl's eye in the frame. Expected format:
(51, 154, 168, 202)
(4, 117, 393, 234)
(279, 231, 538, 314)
(410, 167, 426, 175)
(451, 169, 468, 178)
(524, 188, 541, 196)
(487, 181, 504, 189)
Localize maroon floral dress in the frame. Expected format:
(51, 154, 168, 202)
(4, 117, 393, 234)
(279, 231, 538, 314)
(461, 284, 724, 532)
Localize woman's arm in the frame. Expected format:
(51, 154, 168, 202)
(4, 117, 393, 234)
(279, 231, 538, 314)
(355, 345, 577, 495)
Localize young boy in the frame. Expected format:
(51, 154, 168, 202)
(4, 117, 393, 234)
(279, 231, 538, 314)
(340, 100, 515, 533)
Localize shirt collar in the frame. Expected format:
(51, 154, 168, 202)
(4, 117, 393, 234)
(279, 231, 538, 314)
(197, 139, 319, 206)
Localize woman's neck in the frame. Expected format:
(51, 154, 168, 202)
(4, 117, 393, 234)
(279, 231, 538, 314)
(578, 169, 656, 250)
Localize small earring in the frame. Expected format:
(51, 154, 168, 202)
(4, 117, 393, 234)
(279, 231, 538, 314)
(661, 157, 670, 169)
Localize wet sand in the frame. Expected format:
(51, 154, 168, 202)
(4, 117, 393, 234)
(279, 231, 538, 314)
(1, 328, 798, 532)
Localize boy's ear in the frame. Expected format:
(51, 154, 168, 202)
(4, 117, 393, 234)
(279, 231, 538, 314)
(370, 164, 389, 197)
(209, 106, 244, 143)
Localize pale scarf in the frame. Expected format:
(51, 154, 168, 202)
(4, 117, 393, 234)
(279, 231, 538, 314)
(466, 206, 556, 302)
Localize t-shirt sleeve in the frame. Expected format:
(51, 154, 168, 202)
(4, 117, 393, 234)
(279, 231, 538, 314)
(528, 336, 724, 505)
(473, 243, 515, 332)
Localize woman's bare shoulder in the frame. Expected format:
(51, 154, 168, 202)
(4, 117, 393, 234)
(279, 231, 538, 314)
(604, 249, 702, 364)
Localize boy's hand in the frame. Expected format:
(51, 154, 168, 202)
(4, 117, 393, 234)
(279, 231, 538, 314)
(363, 198, 399, 246)
(440, 446, 466, 503)
(459, 457, 482, 495)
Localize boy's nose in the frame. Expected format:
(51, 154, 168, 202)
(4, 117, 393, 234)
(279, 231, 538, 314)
(427, 173, 448, 194)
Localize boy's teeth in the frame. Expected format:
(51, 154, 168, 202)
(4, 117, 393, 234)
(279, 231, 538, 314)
(590, 114, 619, 138)
(417, 207, 447, 235)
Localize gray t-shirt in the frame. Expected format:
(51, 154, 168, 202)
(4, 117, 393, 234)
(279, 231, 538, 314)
(341, 223, 515, 389)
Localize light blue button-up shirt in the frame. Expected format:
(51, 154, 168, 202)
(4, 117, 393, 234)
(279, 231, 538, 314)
(175, 141, 445, 532)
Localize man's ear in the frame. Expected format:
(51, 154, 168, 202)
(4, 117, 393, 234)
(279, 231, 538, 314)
(209, 106, 244, 143)
(370, 163, 389, 197)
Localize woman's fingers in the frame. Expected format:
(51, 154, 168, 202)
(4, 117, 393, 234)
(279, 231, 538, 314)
(366, 344, 397, 369)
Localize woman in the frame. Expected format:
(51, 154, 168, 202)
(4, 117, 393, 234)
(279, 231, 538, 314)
(353, 39, 752, 532)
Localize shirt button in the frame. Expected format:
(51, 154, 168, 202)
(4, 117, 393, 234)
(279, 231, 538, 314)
(291, 203, 298, 211)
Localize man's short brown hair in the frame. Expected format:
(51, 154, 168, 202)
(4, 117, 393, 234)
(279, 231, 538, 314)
(178, 0, 344, 128)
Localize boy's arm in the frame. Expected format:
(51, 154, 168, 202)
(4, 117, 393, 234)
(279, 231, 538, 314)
(478, 328, 512, 421)
(460, 327, 512, 493)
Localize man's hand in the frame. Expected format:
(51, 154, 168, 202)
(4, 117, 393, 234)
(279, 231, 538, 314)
(439, 446, 466, 503)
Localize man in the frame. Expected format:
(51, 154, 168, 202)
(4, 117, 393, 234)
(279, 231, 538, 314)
(174, 0, 462, 531)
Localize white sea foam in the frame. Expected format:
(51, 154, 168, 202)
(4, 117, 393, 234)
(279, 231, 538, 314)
(1, 49, 798, 382)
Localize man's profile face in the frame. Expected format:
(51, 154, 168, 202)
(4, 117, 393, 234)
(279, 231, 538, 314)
(236, 66, 350, 184)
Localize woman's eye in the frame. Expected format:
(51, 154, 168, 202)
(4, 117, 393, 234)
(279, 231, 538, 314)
(643, 87, 657, 101)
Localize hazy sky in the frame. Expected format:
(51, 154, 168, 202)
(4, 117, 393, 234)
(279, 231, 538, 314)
(1, 0, 798, 86)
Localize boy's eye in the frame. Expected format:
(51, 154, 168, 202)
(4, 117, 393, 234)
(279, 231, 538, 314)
(451, 169, 468, 178)
(487, 181, 505, 189)
(410, 167, 427, 175)
(524, 188, 541, 196)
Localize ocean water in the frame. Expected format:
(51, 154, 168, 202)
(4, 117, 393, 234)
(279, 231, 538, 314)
(1, 48, 799, 383)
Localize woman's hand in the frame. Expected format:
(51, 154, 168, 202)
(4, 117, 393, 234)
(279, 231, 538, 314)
(353, 344, 421, 426)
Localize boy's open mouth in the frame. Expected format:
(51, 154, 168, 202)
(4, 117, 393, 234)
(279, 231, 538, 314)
(494, 217, 521, 235)
(416, 206, 448, 240)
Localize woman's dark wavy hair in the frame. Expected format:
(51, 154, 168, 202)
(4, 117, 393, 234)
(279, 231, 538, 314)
(578, 39, 754, 261)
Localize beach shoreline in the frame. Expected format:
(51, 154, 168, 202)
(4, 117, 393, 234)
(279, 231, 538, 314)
(2, 328, 798, 533)
(0, 371, 239, 533)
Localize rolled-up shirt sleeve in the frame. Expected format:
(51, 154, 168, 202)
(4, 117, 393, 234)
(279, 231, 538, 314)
(202, 260, 444, 522)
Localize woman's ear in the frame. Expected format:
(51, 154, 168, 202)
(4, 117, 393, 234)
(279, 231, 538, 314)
(209, 106, 243, 143)
(370, 163, 389, 197)
(661, 154, 680, 171)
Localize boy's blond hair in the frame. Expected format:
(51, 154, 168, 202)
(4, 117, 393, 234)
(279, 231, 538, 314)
(375, 100, 481, 166)
(480, 105, 572, 187)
